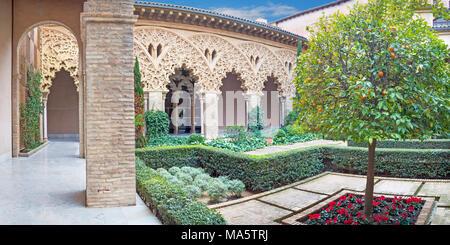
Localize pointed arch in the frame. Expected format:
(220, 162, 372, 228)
(188, 33, 254, 92)
(134, 26, 214, 93)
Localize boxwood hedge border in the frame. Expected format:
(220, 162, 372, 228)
(136, 145, 449, 192)
(347, 139, 450, 149)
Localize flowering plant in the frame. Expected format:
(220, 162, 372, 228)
(305, 194, 423, 225)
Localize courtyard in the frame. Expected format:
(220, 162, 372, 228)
(0, 0, 448, 231)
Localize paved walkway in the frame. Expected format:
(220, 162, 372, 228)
(0, 140, 160, 225)
(210, 172, 449, 225)
(244, 140, 347, 155)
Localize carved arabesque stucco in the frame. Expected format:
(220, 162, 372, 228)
(39, 25, 79, 93)
(188, 34, 254, 92)
(275, 49, 298, 97)
(134, 27, 215, 94)
(134, 26, 297, 97)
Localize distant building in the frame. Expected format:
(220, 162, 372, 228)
(272, 0, 450, 45)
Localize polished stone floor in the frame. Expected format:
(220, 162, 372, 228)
(0, 140, 161, 225)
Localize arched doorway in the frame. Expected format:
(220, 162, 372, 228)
(262, 76, 281, 128)
(165, 67, 201, 135)
(14, 23, 81, 155)
(47, 68, 79, 140)
(219, 72, 246, 130)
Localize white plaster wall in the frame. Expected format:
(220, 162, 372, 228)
(0, 0, 12, 162)
(438, 32, 450, 46)
(274, 0, 368, 38)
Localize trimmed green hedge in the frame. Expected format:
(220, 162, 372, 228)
(135, 158, 226, 225)
(136, 145, 450, 192)
(323, 146, 449, 179)
(348, 139, 450, 149)
(137, 145, 325, 192)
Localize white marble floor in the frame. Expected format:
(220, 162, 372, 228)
(0, 140, 161, 225)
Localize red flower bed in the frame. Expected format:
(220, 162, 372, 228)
(304, 194, 424, 225)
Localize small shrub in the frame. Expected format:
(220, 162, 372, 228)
(186, 134, 206, 145)
(227, 179, 246, 197)
(175, 171, 194, 185)
(145, 110, 170, 137)
(181, 166, 204, 178)
(182, 185, 202, 199)
(285, 125, 301, 136)
(218, 176, 231, 187)
(156, 168, 169, 175)
(194, 174, 213, 191)
(206, 179, 228, 202)
(273, 129, 287, 144)
(224, 125, 250, 143)
(284, 110, 299, 125)
(168, 166, 182, 175)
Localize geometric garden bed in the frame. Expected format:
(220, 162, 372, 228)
(282, 190, 435, 225)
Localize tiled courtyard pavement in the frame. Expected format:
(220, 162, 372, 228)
(210, 172, 450, 225)
(244, 140, 347, 155)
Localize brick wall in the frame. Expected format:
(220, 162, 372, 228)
(82, 0, 137, 207)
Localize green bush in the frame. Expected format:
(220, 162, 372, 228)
(186, 134, 206, 145)
(284, 110, 299, 125)
(145, 110, 170, 137)
(135, 158, 226, 225)
(206, 179, 228, 202)
(182, 185, 202, 199)
(20, 69, 43, 150)
(323, 146, 449, 179)
(205, 137, 267, 152)
(175, 171, 193, 185)
(273, 129, 287, 144)
(347, 139, 450, 149)
(147, 135, 187, 147)
(227, 179, 245, 197)
(224, 125, 250, 143)
(168, 166, 182, 175)
(194, 174, 212, 191)
(181, 166, 204, 178)
(137, 145, 450, 192)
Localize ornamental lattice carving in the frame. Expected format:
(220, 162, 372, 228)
(39, 25, 79, 93)
(134, 26, 297, 96)
(188, 34, 254, 92)
(134, 27, 215, 93)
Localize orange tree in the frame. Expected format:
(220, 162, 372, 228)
(294, 0, 449, 219)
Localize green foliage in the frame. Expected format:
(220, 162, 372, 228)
(227, 179, 246, 197)
(193, 173, 213, 191)
(186, 134, 206, 145)
(168, 166, 182, 175)
(182, 185, 202, 199)
(205, 137, 268, 152)
(273, 129, 287, 144)
(134, 57, 146, 148)
(145, 110, 170, 138)
(175, 171, 194, 185)
(20, 69, 43, 150)
(206, 178, 228, 202)
(147, 135, 188, 147)
(181, 166, 204, 178)
(248, 106, 264, 137)
(285, 110, 300, 125)
(295, 0, 449, 143)
(135, 158, 226, 225)
(323, 146, 449, 178)
(136, 145, 449, 191)
(348, 139, 450, 149)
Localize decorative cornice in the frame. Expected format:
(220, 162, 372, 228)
(133, 1, 306, 47)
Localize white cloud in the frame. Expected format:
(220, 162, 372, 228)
(212, 2, 299, 21)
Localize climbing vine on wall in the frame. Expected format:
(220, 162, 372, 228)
(20, 69, 44, 150)
(135, 57, 146, 148)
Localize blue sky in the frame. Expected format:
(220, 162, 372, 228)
(140, 0, 337, 22)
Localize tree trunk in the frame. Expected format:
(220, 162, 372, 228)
(363, 138, 377, 220)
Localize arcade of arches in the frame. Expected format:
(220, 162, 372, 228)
(0, 0, 304, 208)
